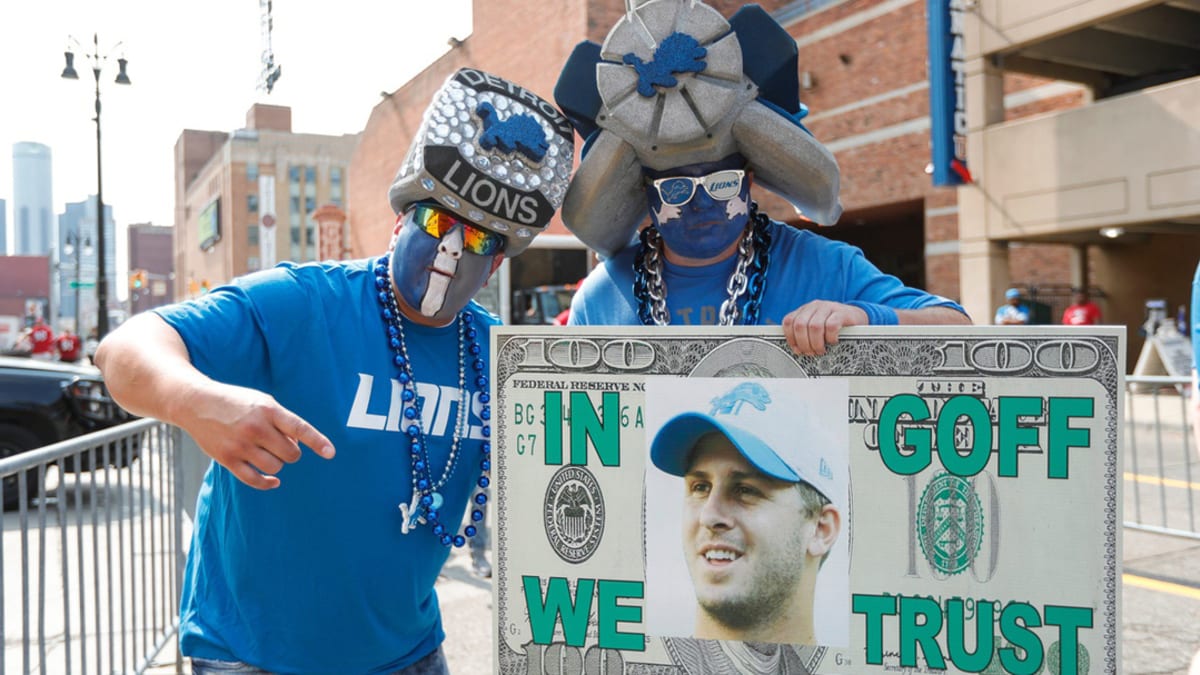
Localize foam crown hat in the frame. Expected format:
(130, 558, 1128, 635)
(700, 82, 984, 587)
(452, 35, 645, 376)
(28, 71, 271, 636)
(554, 0, 844, 258)
(388, 68, 576, 257)
(650, 379, 845, 509)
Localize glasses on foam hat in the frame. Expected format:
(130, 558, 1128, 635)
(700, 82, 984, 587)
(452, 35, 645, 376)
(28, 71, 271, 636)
(648, 169, 746, 206)
(411, 204, 505, 256)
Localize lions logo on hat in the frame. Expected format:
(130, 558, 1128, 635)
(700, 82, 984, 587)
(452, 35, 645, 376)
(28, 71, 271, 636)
(709, 382, 771, 416)
(650, 377, 847, 509)
(477, 101, 549, 162)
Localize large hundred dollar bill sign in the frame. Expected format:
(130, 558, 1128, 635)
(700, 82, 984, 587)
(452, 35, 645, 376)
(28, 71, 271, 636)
(492, 326, 1124, 675)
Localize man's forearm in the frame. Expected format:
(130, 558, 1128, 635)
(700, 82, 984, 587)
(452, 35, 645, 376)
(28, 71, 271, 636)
(896, 305, 973, 326)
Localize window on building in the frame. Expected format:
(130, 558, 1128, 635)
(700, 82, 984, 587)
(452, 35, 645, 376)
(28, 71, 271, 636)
(306, 221, 317, 261)
(331, 166, 344, 207)
(288, 165, 301, 218)
(305, 177, 316, 216)
(304, 166, 316, 184)
(248, 224, 260, 247)
(247, 256, 262, 272)
(290, 212, 302, 261)
(331, 166, 344, 206)
(248, 194, 259, 213)
(247, 162, 259, 182)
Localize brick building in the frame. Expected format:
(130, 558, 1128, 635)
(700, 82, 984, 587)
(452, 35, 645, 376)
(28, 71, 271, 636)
(173, 104, 358, 300)
(0, 256, 50, 350)
(127, 223, 174, 316)
(959, 0, 1200, 365)
(347, 0, 1200, 351)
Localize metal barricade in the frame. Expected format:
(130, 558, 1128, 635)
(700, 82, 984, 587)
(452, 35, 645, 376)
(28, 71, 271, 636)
(1, 418, 185, 675)
(1124, 374, 1200, 540)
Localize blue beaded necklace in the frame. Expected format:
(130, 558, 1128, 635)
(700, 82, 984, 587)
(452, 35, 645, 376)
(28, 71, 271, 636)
(373, 254, 491, 547)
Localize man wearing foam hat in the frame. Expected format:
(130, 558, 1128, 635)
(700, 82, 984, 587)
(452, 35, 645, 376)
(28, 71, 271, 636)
(555, 0, 970, 355)
(650, 377, 847, 646)
(96, 68, 572, 674)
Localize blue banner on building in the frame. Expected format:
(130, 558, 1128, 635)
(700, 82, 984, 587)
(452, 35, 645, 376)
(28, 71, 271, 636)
(928, 0, 972, 186)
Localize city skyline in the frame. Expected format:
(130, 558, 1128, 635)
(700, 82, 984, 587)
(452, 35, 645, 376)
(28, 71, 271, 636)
(0, 0, 473, 254)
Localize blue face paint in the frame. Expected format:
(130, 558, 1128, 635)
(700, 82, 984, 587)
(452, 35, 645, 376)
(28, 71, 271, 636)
(645, 154, 751, 261)
(390, 208, 498, 324)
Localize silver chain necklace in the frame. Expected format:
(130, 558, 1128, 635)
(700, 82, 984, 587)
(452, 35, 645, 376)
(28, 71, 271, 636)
(639, 222, 757, 326)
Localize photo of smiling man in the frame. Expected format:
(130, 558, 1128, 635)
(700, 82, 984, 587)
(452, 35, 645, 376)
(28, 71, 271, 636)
(645, 376, 850, 648)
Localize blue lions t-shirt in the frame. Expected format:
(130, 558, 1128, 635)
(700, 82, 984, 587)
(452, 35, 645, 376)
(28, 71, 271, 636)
(156, 259, 496, 675)
(568, 221, 964, 325)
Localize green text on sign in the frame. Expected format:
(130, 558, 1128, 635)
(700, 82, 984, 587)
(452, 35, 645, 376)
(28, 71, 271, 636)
(543, 391, 624, 466)
(877, 395, 1094, 478)
(522, 576, 645, 651)
(853, 593, 1092, 674)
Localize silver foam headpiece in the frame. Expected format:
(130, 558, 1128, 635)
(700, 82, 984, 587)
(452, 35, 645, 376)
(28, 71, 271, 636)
(389, 68, 575, 257)
(555, 0, 843, 258)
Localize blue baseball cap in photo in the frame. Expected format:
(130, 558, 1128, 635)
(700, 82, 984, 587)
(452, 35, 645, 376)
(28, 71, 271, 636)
(649, 379, 845, 507)
(1005, 288, 1021, 299)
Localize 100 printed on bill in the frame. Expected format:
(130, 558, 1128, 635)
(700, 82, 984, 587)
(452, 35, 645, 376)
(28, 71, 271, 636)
(491, 325, 1124, 674)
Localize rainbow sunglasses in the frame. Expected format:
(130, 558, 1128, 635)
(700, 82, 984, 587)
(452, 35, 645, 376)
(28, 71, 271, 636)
(412, 204, 505, 256)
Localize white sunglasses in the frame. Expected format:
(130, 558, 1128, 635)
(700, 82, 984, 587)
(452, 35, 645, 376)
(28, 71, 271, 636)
(649, 169, 746, 206)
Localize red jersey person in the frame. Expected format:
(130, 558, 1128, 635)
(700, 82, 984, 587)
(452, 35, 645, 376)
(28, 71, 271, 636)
(27, 318, 56, 360)
(56, 329, 83, 362)
(1062, 288, 1102, 326)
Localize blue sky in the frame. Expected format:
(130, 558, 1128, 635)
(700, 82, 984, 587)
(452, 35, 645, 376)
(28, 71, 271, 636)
(0, 0, 472, 258)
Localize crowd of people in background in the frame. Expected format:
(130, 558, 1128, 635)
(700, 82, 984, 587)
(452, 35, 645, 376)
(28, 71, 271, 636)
(993, 286, 1104, 326)
(8, 316, 87, 363)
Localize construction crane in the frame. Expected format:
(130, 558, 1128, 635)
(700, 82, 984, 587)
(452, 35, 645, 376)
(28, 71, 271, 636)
(258, 0, 282, 93)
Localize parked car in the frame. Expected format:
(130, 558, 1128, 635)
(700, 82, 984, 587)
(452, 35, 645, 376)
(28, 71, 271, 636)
(0, 355, 135, 509)
(512, 283, 578, 325)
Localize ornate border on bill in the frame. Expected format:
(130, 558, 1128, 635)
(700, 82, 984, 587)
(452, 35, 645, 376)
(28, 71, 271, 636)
(492, 326, 1123, 674)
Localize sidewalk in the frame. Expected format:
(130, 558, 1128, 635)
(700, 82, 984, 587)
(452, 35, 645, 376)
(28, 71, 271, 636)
(437, 548, 493, 674)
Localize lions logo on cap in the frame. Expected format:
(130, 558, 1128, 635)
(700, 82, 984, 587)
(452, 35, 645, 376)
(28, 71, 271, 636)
(709, 382, 771, 416)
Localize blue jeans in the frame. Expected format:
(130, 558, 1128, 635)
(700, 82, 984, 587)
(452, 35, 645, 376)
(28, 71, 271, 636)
(192, 645, 449, 675)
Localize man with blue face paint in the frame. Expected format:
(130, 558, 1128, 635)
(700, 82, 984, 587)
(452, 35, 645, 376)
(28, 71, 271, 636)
(644, 154, 753, 263)
(555, 0, 970, 355)
(95, 68, 572, 675)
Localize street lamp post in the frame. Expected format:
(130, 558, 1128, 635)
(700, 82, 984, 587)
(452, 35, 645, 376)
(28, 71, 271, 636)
(62, 33, 130, 339)
(62, 230, 92, 333)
